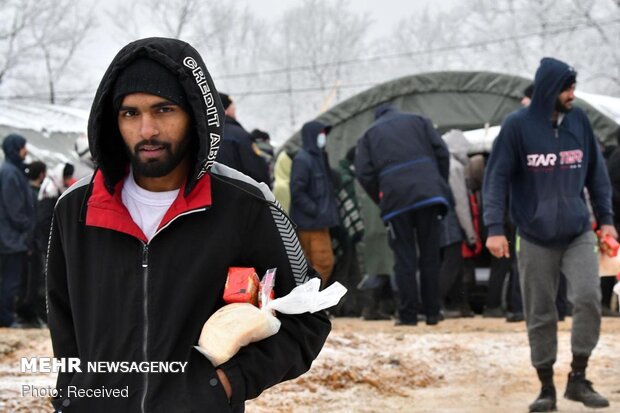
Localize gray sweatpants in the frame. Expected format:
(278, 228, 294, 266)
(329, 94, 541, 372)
(517, 231, 602, 369)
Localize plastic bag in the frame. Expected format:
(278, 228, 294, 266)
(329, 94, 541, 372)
(264, 277, 347, 314)
(196, 269, 347, 367)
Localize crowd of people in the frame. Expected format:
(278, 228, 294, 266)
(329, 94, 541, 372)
(277, 57, 619, 412)
(0, 40, 619, 412)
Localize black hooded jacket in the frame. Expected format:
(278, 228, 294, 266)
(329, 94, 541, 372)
(46, 37, 330, 413)
(289, 121, 339, 230)
(0, 134, 35, 254)
(483, 57, 613, 246)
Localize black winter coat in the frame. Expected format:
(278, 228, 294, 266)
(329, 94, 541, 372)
(216, 116, 271, 186)
(47, 37, 330, 413)
(355, 106, 451, 221)
(0, 134, 35, 254)
(289, 121, 340, 230)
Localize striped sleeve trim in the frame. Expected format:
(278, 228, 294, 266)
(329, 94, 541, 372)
(269, 202, 309, 286)
(210, 162, 309, 285)
(57, 173, 94, 203)
(210, 162, 274, 201)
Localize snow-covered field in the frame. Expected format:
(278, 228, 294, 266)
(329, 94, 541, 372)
(1, 317, 619, 412)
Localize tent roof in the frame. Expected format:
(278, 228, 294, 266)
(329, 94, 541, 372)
(281, 71, 620, 160)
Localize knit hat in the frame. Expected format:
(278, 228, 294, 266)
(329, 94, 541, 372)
(219, 93, 232, 110)
(112, 58, 188, 111)
(250, 129, 270, 143)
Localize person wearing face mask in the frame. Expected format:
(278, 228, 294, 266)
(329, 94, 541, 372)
(290, 121, 340, 287)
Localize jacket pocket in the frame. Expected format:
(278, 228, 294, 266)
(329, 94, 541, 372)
(528, 198, 558, 241)
(186, 348, 233, 412)
(528, 196, 588, 242)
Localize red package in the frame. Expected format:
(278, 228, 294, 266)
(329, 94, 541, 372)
(223, 267, 259, 306)
(601, 234, 620, 258)
(596, 230, 620, 258)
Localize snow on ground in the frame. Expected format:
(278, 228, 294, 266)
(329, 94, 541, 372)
(1, 317, 619, 412)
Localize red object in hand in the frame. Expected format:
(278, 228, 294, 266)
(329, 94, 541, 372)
(598, 232, 620, 258)
(223, 267, 260, 306)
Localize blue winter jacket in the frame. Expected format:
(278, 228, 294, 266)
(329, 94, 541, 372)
(355, 105, 451, 221)
(290, 121, 340, 230)
(483, 57, 613, 246)
(0, 134, 35, 254)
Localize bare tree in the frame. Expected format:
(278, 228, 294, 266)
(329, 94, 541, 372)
(387, 0, 620, 94)
(0, 0, 38, 89)
(29, 0, 96, 104)
(152, 0, 202, 38)
(259, 0, 371, 128)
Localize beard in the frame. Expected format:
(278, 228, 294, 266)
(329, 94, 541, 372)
(555, 97, 573, 113)
(127, 135, 191, 178)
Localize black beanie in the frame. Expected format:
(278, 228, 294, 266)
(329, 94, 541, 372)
(112, 58, 188, 111)
(219, 93, 232, 110)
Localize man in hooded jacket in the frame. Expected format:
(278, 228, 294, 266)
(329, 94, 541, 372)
(290, 121, 339, 287)
(0, 134, 35, 327)
(355, 104, 451, 326)
(46, 37, 330, 413)
(215, 93, 271, 186)
(483, 57, 614, 412)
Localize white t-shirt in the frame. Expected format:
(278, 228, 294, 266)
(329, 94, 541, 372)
(121, 171, 180, 242)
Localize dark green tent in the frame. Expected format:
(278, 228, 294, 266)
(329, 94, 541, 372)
(279, 71, 620, 275)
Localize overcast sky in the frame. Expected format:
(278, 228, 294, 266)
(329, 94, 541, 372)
(86, 0, 453, 85)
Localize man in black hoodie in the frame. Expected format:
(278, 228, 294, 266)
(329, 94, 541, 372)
(0, 134, 35, 327)
(46, 37, 330, 412)
(483, 57, 614, 412)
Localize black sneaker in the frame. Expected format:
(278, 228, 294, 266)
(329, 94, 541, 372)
(426, 315, 441, 325)
(394, 319, 417, 326)
(506, 312, 525, 322)
(564, 372, 609, 408)
(528, 385, 557, 412)
(361, 309, 391, 321)
(483, 307, 504, 318)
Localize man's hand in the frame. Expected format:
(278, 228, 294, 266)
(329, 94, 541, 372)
(216, 369, 232, 401)
(486, 235, 510, 258)
(599, 224, 618, 240)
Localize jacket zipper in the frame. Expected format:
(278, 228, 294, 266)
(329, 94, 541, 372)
(138, 207, 207, 413)
(140, 243, 149, 413)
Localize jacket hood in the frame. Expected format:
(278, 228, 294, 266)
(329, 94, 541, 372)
(529, 57, 577, 120)
(374, 103, 395, 119)
(442, 130, 471, 164)
(88, 37, 224, 196)
(2, 133, 26, 167)
(301, 120, 330, 153)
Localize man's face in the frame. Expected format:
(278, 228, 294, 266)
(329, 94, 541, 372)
(555, 83, 576, 113)
(117, 92, 191, 178)
(18, 146, 27, 160)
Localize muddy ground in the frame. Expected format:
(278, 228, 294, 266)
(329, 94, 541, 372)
(1, 316, 619, 412)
